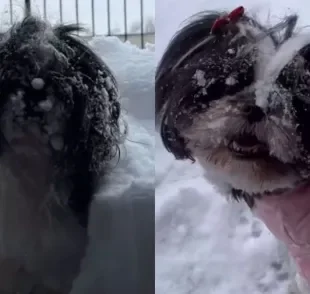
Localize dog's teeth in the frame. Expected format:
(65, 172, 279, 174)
(50, 134, 64, 151)
(232, 141, 240, 151)
(38, 99, 53, 111)
(31, 78, 45, 90)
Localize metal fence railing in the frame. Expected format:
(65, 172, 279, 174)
(5, 0, 154, 48)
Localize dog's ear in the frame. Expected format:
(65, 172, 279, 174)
(52, 24, 123, 174)
(284, 42, 310, 155)
(51, 24, 125, 225)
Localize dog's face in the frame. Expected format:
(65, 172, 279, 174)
(0, 17, 122, 225)
(157, 12, 310, 201)
(0, 19, 73, 202)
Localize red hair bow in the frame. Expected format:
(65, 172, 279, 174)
(211, 6, 245, 34)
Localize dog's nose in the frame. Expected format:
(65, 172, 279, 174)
(243, 105, 265, 123)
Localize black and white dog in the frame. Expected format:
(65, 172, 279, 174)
(0, 16, 124, 293)
(156, 7, 310, 293)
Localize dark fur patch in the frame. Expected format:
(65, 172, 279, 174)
(0, 17, 124, 226)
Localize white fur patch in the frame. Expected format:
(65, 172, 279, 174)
(238, 23, 277, 83)
(255, 33, 310, 109)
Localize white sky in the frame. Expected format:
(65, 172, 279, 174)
(0, 0, 154, 34)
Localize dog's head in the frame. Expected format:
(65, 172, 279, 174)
(156, 9, 310, 204)
(0, 17, 123, 224)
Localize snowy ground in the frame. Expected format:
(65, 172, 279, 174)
(69, 37, 154, 293)
(155, 1, 310, 293)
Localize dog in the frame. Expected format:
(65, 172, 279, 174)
(156, 7, 310, 293)
(0, 16, 124, 293)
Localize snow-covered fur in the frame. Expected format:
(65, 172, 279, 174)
(0, 16, 124, 293)
(156, 11, 310, 206)
(156, 9, 310, 294)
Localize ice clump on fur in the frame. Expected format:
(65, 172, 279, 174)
(31, 78, 45, 90)
(39, 99, 53, 111)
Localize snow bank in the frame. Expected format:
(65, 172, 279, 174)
(156, 137, 294, 294)
(90, 37, 155, 125)
(70, 37, 154, 294)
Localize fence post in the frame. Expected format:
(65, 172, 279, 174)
(25, 0, 31, 17)
(140, 0, 144, 48)
(9, 0, 13, 24)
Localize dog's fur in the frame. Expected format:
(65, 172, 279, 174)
(156, 11, 310, 203)
(156, 10, 310, 293)
(0, 16, 124, 293)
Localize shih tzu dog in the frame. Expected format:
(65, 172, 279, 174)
(156, 6, 310, 293)
(0, 16, 123, 293)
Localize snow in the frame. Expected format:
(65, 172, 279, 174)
(255, 32, 310, 109)
(225, 76, 237, 86)
(193, 70, 207, 87)
(155, 1, 310, 293)
(38, 99, 53, 112)
(31, 78, 45, 90)
(90, 37, 155, 124)
(70, 37, 154, 293)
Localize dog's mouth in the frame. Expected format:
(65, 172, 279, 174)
(228, 134, 269, 158)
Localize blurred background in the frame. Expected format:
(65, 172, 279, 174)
(0, 0, 155, 48)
